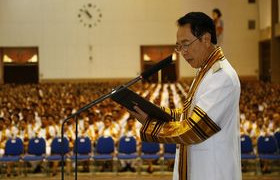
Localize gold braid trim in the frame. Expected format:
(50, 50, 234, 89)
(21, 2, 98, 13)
(140, 105, 220, 144)
(179, 145, 188, 180)
(140, 118, 151, 142)
(186, 47, 225, 100)
(160, 106, 183, 121)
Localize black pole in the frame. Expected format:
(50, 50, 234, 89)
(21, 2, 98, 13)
(75, 115, 78, 180)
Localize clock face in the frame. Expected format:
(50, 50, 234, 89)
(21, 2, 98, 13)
(77, 3, 102, 28)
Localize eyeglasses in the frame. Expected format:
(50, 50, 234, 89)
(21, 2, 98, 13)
(175, 36, 202, 53)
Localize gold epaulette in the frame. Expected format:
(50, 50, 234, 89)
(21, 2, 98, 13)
(211, 61, 222, 73)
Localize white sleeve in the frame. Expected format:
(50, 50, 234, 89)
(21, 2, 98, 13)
(195, 70, 237, 128)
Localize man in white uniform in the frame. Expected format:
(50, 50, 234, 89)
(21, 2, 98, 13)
(129, 12, 241, 180)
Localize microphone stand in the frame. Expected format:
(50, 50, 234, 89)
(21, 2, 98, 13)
(60, 54, 172, 180)
(60, 76, 142, 180)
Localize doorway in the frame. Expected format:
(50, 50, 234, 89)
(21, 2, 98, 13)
(259, 41, 271, 82)
(0, 47, 39, 84)
(140, 45, 179, 83)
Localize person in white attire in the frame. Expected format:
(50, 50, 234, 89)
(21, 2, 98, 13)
(129, 12, 241, 180)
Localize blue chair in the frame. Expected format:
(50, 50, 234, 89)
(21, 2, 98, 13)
(23, 137, 46, 162)
(241, 135, 257, 160)
(257, 135, 280, 174)
(117, 136, 138, 160)
(46, 137, 70, 161)
(92, 136, 115, 172)
(240, 135, 259, 174)
(141, 141, 160, 160)
(0, 137, 24, 162)
(274, 131, 280, 149)
(0, 137, 24, 175)
(163, 143, 176, 160)
(162, 143, 176, 173)
(22, 137, 46, 174)
(117, 136, 138, 172)
(70, 136, 92, 161)
(140, 141, 160, 173)
(257, 135, 280, 160)
(45, 137, 70, 176)
(93, 136, 115, 160)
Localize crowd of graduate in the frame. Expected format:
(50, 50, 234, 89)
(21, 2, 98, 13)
(0, 80, 279, 176)
(240, 81, 280, 141)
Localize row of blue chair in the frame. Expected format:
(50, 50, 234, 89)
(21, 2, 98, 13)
(0, 136, 176, 165)
(2, 132, 279, 165)
(241, 133, 280, 174)
(241, 132, 280, 160)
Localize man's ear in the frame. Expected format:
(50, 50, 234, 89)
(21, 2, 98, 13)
(203, 33, 211, 45)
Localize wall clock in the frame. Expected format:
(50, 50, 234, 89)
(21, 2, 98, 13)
(77, 3, 102, 28)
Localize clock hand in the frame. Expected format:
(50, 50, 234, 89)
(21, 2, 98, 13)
(85, 10, 92, 18)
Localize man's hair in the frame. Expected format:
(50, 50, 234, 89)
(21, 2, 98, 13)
(213, 8, 222, 18)
(177, 12, 217, 45)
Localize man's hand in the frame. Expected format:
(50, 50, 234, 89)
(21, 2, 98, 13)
(127, 106, 149, 125)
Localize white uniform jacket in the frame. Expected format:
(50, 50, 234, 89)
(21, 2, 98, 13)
(140, 47, 242, 180)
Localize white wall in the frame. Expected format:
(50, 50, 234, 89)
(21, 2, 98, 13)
(218, 0, 259, 77)
(0, 0, 259, 79)
(259, 0, 271, 29)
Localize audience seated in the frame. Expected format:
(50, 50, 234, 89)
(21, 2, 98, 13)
(0, 80, 279, 176)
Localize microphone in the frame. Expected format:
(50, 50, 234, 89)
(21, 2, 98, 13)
(140, 55, 173, 79)
(111, 54, 173, 93)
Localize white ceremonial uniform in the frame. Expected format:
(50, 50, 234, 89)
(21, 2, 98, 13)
(178, 59, 241, 180)
(140, 47, 241, 180)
